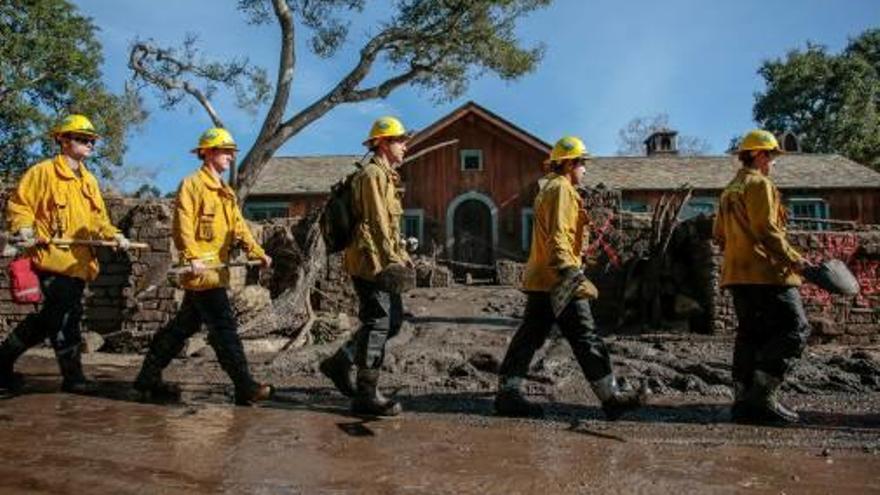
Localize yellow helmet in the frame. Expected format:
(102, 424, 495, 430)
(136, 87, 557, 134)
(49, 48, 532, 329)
(737, 129, 782, 154)
(363, 116, 408, 146)
(547, 136, 590, 163)
(191, 127, 238, 154)
(52, 114, 99, 138)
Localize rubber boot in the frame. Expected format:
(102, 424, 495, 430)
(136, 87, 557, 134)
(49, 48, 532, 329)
(234, 383, 274, 406)
(351, 368, 401, 416)
(730, 381, 749, 422)
(735, 370, 799, 425)
(494, 376, 544, 418)
(0, 333, 28, 392)
(57, 348, 98, 395)
(319, 347, 356, 397)
(591, 374, 645, 421)
(133, 354, 181, 403)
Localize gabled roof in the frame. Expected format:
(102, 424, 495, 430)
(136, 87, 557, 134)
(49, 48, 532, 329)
(408, 100, 551, 153)
(583, 154, 880, 191)
(248, 155, 360, 196)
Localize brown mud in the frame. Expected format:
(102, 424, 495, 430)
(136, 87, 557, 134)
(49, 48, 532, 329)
(1, 286, 879, 494)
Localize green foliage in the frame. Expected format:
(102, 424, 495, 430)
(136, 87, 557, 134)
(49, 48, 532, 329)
(129, 34, 271, 119)
(0, 0, 144, 177)
(754, 29, 880, 171)
(133, 183, 161, 199)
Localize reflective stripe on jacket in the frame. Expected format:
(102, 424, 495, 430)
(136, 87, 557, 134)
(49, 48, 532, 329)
(6, 155, 118, 281)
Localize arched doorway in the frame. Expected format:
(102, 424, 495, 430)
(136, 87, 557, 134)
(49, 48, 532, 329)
(452, 199, 493, 266)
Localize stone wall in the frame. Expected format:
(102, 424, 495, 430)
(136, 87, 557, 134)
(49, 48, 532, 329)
(486, 210, 880, 343)
(709, 229, 880, 344)
(0, 197, 183, 352)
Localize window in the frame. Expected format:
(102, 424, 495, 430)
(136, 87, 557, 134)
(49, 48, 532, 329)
(401, 209, 424, 246)
(460, 149, 483, 171)
(621, 200, 649, 213)
(680, 197, 717, 220)
(787, 197, 829, 230)
(243, 202, 289, 220)
(521, 208, 534, 253)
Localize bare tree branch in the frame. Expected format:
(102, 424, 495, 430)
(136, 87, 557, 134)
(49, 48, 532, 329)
(128, 42, 225, 128)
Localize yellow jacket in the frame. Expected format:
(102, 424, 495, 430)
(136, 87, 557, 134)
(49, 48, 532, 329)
(343, 155, 409, 281)
(6, 155, 118, 281)
(174, 166, 265, 290)
(713, 167, 802, 287)
(522, 173, 598, 298)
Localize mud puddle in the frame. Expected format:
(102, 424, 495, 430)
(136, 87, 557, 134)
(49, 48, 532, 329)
(1, 383, 879, 494)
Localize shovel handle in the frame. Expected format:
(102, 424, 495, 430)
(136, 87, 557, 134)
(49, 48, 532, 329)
(49, 238, 150, 249)
(168, 260, 264, 275)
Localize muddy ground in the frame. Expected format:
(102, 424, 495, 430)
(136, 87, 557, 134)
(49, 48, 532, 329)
(1, 286, 879, 494)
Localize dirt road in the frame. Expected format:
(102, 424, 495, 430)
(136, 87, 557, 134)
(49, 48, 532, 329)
(1, 286, 878, 493)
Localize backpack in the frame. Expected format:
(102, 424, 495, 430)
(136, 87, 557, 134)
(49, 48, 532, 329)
(321, 161, 364, 253)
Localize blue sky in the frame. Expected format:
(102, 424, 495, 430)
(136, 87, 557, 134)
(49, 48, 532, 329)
(74, 0, 880, 193)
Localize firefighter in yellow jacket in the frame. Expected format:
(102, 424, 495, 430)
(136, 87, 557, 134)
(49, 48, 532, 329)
(320, 116, 411, 416)
(133, 127, 273, 405)
(495, 136, 644, 420)
(714, 129, 812, 425)
(0, 114, 132, 394)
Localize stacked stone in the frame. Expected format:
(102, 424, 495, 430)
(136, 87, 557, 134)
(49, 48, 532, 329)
(101, 198, 181, 352)
(708, 229, 880, 344)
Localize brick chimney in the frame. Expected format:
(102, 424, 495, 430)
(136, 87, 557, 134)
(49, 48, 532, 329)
(644, 129, 678, 156)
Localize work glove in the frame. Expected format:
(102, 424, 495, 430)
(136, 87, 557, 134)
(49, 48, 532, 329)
(15, 227, 37, 248)
(113, 233, 132, 251)
(376, 262, 416, 294)
(405, 236, 419, 253)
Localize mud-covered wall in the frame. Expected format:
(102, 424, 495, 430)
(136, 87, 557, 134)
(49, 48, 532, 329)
(709, 229, 880, 344)
(0, 197, 183, 351)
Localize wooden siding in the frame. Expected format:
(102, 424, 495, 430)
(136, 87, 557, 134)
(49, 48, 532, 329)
(622, 188, 880, 224)
(400, 112, 547, 261)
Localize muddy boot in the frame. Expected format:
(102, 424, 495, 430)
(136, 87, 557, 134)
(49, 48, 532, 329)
(351, 369, 401, 417)
(591, 375, 645, 421)
(494, 376, 544, 418)
(319, 347, 356, 397)
(234, 383, 274, 406)
(0, 334, 27, 392)
(133, 355, 181, 403)
(57, 348, 98, 395)
(735, 371, 799, 425)
(730, 381, 752, 422)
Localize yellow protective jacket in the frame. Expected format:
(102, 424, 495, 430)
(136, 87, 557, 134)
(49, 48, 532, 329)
(713, 167, 802, 287)
(174, 166, 266, 290)
(343, 155, 409, 281)
(6, 155, 119, 281)
(522, 173, 598, 298)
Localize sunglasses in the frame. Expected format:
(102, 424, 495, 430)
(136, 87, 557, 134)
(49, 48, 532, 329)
(69, 135, 97, 146)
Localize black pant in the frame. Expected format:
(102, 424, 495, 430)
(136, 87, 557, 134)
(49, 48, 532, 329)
(499, 292, 613, 382)
(137, 288, 258, 395)
(730, 285, 811, 387)
(0, 272, 85, 367)
(342, 277, 403, 370)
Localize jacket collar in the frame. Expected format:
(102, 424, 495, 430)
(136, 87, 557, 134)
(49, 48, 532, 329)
(52, 155, 90, 181)
(371, 154, 400, 183)
(198, 165, 235, 197)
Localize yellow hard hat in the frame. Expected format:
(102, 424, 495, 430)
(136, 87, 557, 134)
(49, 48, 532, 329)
(737, 129, 783, 154)
(547, 136, 590, 164)
(52, 114, 99, 138)
(191, 127, 238, 154)
(363, 116, 408, 146)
